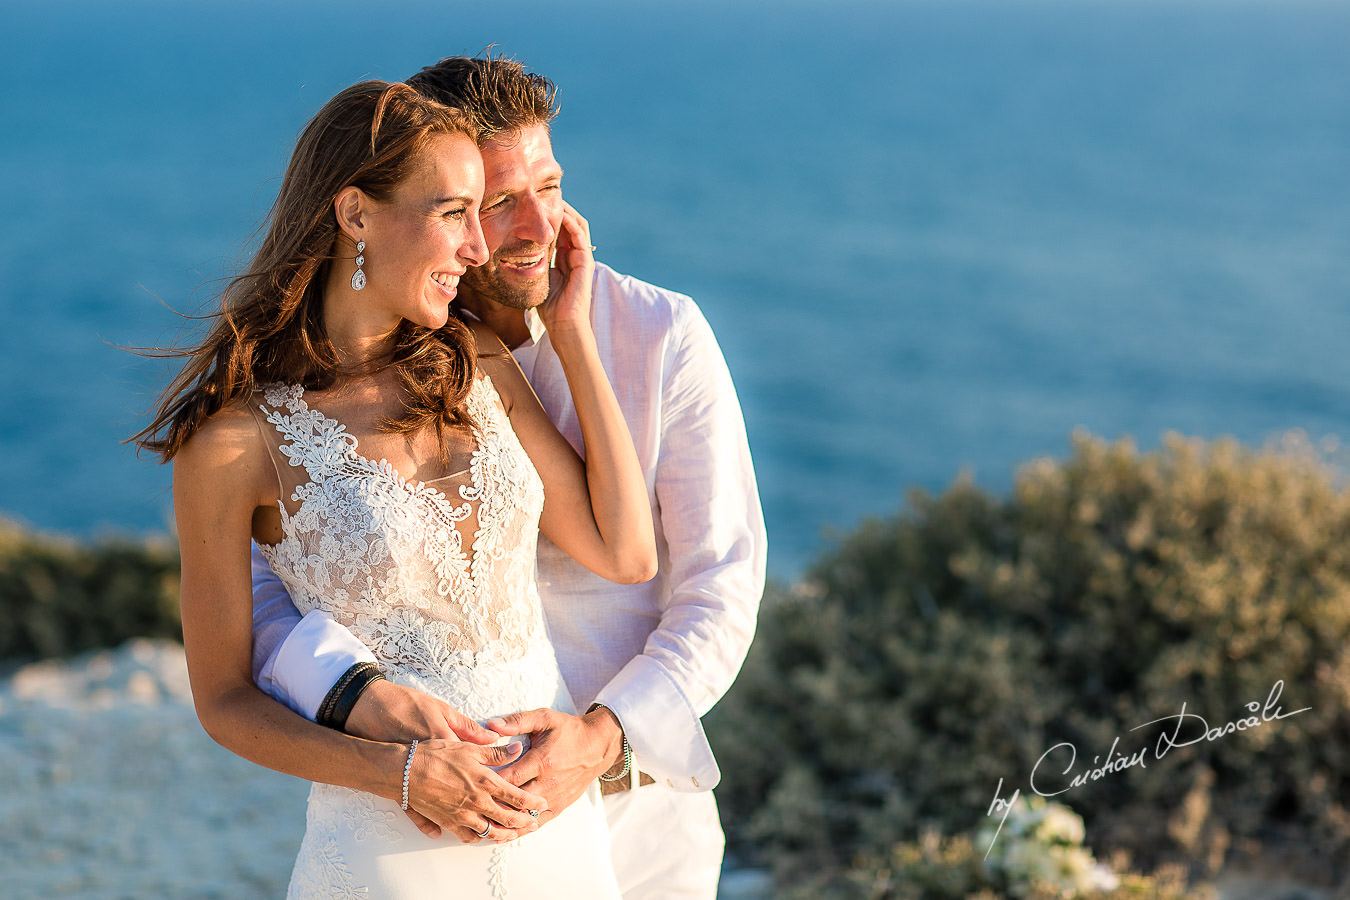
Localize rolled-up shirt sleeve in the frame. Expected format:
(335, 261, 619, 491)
(251, 541, 374, 719)
(593, 306, 767, 791)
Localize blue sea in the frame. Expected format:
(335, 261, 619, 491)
(1, 0, 1347, 577)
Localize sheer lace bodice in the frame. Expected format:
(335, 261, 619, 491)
(253, 377, 617, 899)
(254, 377, 563, 722)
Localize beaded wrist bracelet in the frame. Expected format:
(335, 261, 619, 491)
(401, 740, 420, 811)
(598, 733, 632, 783)
(588, 703, 632, 783)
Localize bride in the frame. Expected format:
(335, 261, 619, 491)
(136, 80, 654, 897)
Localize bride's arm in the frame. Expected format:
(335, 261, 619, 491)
(174, 410, 400, 788)
(480, 206, 657, 584)
(172, 409, 546, 840)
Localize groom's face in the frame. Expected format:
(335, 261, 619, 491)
(460, 124, 565, 311)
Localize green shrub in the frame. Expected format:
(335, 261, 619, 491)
(0, 518, 181, 661)
(846, 827, 1211, 900)
(709, 432, 1350, 894)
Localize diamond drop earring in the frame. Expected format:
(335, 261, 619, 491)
(351, 240, 367, 291)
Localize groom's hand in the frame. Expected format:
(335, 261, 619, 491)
(347, 680, 503, 839)
(486, 706, 624, 825)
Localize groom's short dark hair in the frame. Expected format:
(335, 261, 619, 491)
(406, 53, 558, 141)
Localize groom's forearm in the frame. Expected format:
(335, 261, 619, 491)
(252, 545, 494, 745)
(251, 541, 376, 719)
(268, 619, 498, 746)
(265, 609, 378, 718)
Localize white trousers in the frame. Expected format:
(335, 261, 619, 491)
(603, 788, 725, 899)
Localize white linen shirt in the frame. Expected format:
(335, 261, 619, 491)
(251, 262, 767, 790)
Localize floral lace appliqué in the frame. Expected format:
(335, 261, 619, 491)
(256, 378, 550, 709)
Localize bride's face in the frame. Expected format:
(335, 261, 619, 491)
(360, 133, 489, 330)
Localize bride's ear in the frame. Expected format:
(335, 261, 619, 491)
(334, 186, 369, 245)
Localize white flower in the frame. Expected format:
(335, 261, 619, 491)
(980, 798, 1118, 897)
(1037, 803, 1087, 846)
(1089, 863, 1121, 892)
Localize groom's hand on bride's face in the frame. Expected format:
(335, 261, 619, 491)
(347, 680, 498, 745)
(485, 707, 624, 825)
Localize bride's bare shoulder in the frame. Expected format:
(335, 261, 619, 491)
(173, 399, 272, 488)
(461, 318, 509, 356)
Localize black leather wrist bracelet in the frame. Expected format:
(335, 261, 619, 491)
(316, 666, 358, 727)
(318, 661, 385, 731)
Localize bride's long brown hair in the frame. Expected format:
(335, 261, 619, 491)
(134, 81, 482, 461)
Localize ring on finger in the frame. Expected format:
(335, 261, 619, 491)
(475, 823, 491, 839)
(528, 809, 541, 819)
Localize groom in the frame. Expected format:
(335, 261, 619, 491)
(251, 54, 766, 897)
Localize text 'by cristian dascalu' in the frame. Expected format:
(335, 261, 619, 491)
(982, 679, 1310, 858)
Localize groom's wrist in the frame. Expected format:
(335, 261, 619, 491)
(584, 703, 625, 774)
(345, 678, 411, 742)
(585, 701, 626, 777)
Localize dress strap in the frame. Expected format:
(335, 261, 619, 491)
(247, 392, 286, 502)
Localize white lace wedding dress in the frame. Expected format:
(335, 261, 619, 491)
(253, 378, 619, 899)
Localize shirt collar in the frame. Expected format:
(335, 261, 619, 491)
(523, 307, 546, 345)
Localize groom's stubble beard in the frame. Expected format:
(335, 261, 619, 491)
(461, 237, 557, 312)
